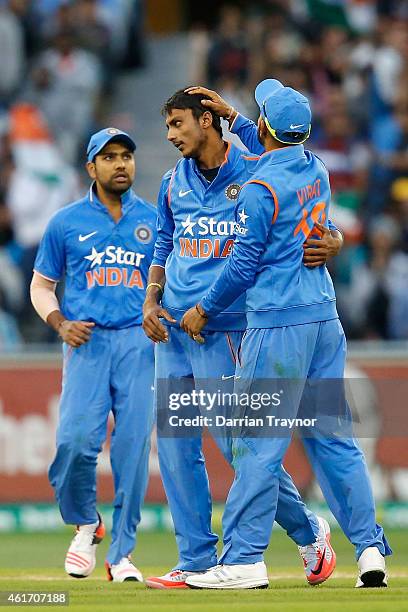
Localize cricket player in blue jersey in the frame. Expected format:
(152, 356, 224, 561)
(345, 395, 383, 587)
(181, 80, 391, 590)
(30, 128, 156, 582)
(142, 90, 343, 589)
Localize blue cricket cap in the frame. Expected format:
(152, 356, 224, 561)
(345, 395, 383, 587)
(86, 127, 136, 162)
(255, 78, 311, 144)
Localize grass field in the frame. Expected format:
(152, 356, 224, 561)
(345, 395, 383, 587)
(1, 529, 407, 611)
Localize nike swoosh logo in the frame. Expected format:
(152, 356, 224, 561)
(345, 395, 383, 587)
(310, 548, 326, 575)
(79, 231, 98, 242)
(179, 189, 193, 198)
(221, 375, 235, 380)
(289, 123, 304, 130)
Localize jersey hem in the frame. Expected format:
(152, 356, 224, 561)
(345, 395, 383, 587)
(245, 300, 338, 328)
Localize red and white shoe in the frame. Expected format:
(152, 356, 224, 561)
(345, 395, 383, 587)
(299, 516, 336, 585)
(65, 513, 105, 578)
(105, 556, 143, 583)
(145, 569, 201, 589)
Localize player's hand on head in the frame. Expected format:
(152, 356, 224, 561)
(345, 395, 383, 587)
(59, 320, 95, 347)
(303, 222, 341, 268)
(180, 306, 206, 344)
(184, 86, 235, 121)
(142, 302, 175, 343)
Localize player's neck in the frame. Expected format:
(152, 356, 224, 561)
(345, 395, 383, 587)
(95, 184, 123, 222)
(264, 136, 291, 152)
(196, 137, 227, 170)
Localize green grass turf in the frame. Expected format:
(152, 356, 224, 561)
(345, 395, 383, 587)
(0, 529, 407, 611)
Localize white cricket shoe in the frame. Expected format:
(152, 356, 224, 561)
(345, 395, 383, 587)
(105, 557, 143, 582)
(185, 561, 269, 590)
(65, 514, 105, 578)
(145, 569, 200, 589)
(355, 546, 387, 587)
(298, 516, 336, 585)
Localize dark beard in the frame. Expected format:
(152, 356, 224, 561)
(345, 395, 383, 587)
(182, 146, 200, 160)
(104, 179, 131, 195)
(181, 133, 207, 160)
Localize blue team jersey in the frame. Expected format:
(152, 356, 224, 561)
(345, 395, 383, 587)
(229, 113, 337, 235)
(34, 185, 157, 328)
(201, 143, 338, 328)
(152, 142, 258, 331)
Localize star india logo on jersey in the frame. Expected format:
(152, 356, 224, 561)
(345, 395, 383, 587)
(178, 211, 249, 257)
(84, 245, 145, 289)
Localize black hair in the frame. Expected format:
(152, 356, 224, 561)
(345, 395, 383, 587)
(162, 89, 223, 138)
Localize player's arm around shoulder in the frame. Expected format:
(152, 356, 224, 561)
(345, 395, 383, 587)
(208, 178, 274, 292)
(301, 155, 344, 267)
(235, 180, 277, 249)
(303, 221, 344, 268)
(191, 181, 273, 328)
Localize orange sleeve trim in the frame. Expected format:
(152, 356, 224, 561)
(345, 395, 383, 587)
(242, 155, 260, 160)
(167, 166, 177, 208)
(245, 179, 279, 224)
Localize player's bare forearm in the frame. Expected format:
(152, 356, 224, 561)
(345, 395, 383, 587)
(144, 265, 166, 305)
(142, 265, 175, 343)
(303, 223, 343, 268)
(30, 273, 94, 347)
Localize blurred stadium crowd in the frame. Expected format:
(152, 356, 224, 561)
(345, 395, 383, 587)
(1, 0, 408, 347)
(189, 0, 408, 342)
(0, 0, 144, 344)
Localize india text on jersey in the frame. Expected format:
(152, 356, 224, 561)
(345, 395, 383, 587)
(178, 215, 244, 258)
(85, 245, 145, 289)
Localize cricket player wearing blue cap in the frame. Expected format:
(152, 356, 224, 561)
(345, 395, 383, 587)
(143, 90, 344, 589)
(31, 127, 157, 582)
(182, 80, 392, 590)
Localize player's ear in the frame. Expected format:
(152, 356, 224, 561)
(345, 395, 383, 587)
(200, 110, 213, 130)
(258, 117, 268, 140)
(86, 161, 96, 180)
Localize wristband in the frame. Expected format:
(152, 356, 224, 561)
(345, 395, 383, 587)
(146, 282, 163, 293)
(195, 303, 208, 319)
